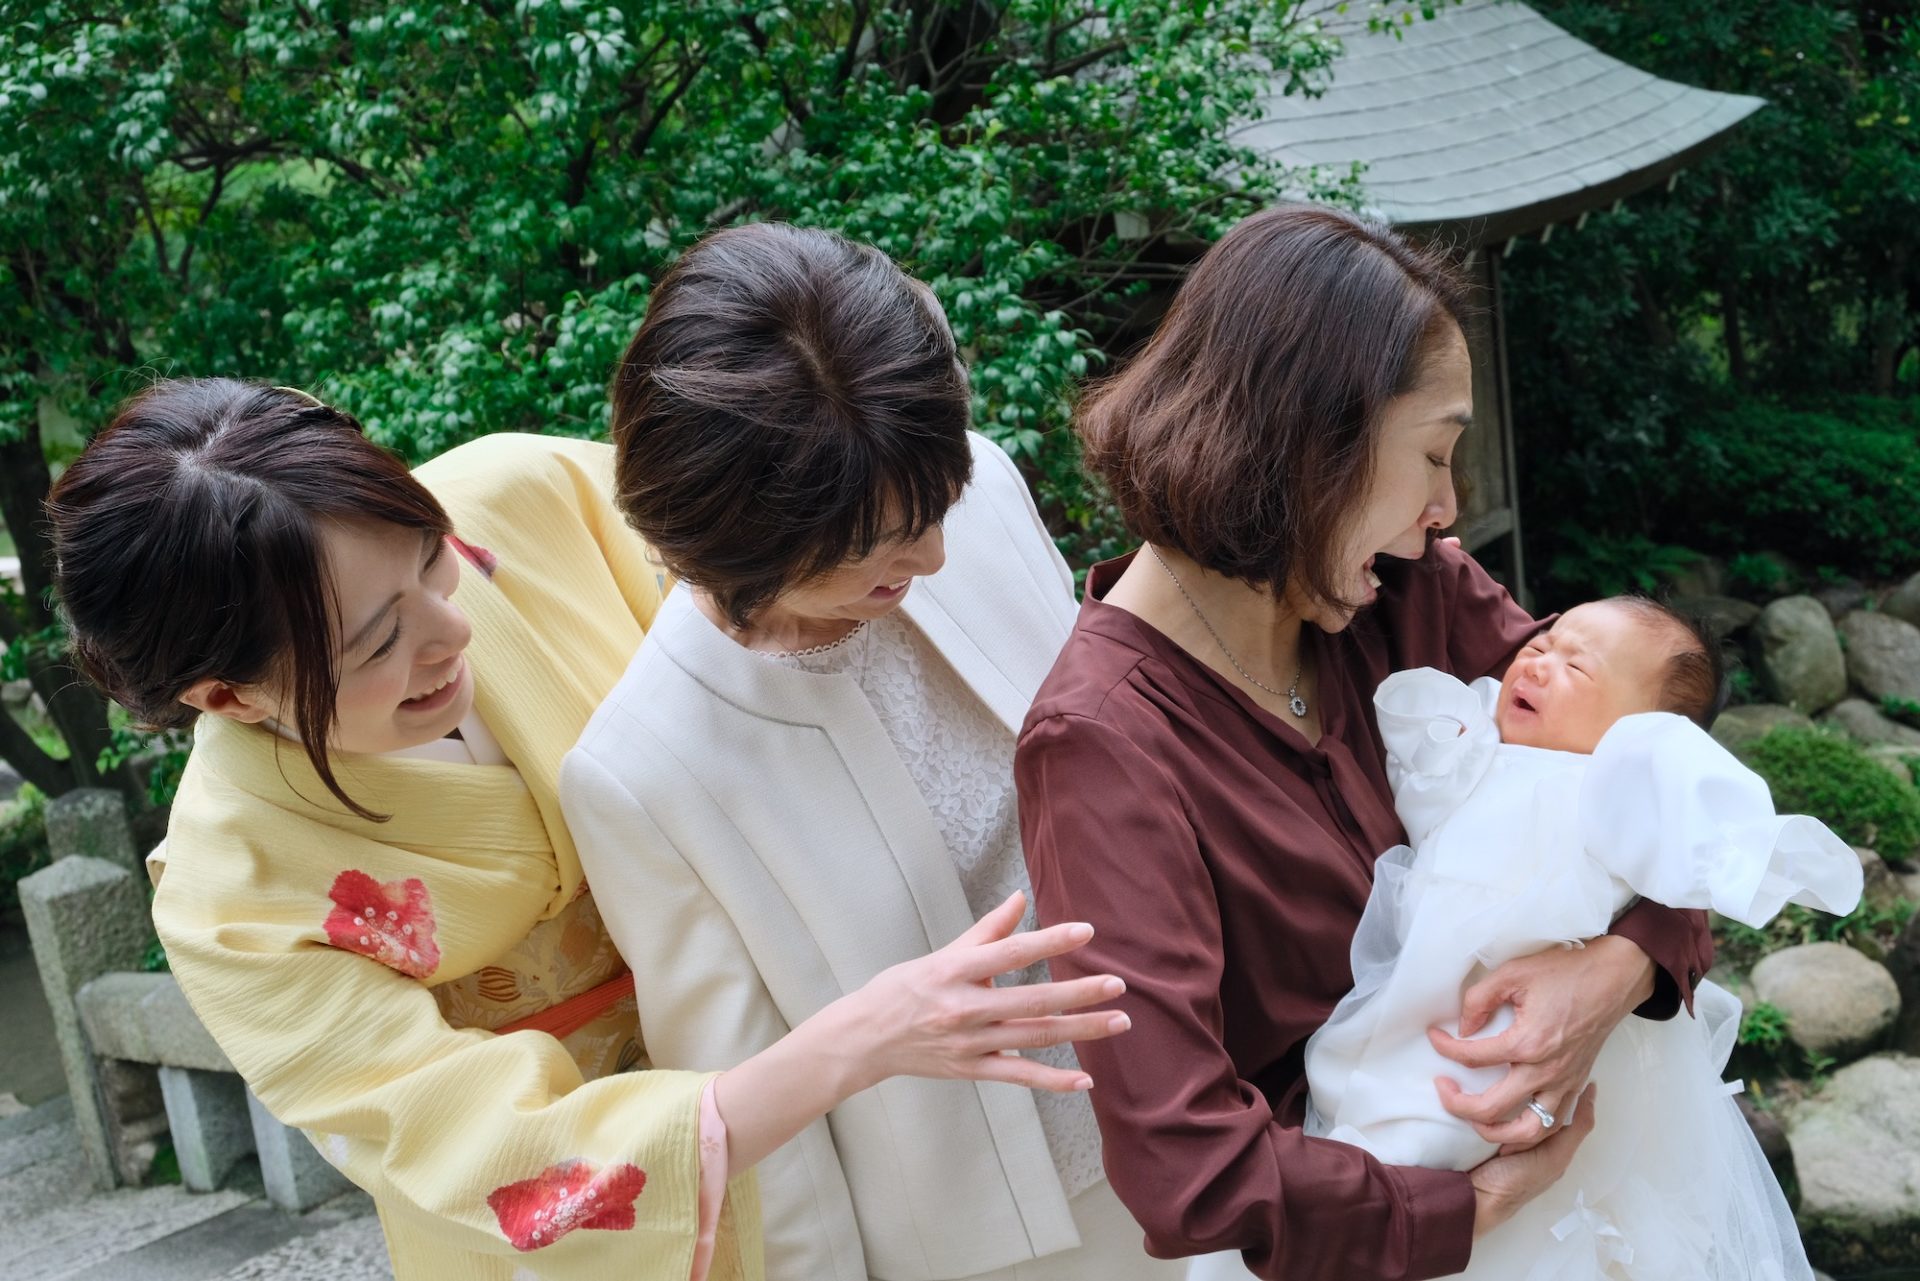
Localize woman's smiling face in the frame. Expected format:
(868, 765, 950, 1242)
(1297, 322, 1472, 633)
(318, 521, 477, 754)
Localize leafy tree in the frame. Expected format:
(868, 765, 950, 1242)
(1500, 0, 1920, 605)
(1, 0, 1381, 804)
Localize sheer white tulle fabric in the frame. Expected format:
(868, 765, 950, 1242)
(1300, 667, 1862, 1281)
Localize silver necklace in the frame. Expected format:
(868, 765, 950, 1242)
(1148, 545, 1308, 718)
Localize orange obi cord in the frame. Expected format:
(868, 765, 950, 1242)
(496, 970, 636, 1042)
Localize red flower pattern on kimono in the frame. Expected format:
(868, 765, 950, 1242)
(447, 534, 498, 579)
(488, 1158, 649, 1251)
(323, 871, 441, 979)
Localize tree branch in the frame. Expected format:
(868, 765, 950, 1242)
(0, 702, 72, 798)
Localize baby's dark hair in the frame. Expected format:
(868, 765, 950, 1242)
(1604, 595, 1727, 729)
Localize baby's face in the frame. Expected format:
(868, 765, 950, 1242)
(1495, 602, 1675, 753)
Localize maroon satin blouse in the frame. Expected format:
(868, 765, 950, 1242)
(1015, 541, 1712, 1281)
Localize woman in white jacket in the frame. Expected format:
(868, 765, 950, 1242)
(561, 223, 1178, 1281)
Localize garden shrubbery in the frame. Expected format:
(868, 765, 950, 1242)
(1740, 727, 1920, 859)
(1674, 400, 1920, 579)
(0, 785, 49, 916)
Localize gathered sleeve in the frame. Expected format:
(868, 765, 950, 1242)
(1374, 669, 1503, 848)
(1016, 711, 1475, 1281)
(1584, 714, 1863, 927)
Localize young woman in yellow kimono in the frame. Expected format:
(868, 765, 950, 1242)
(45, 379, 1128, 1281)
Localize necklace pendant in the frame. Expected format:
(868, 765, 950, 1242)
(1288, 694, 1309, 718)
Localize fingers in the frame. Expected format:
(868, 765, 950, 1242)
(966, 1010, 1130, 1056)
(965, 1052, 1095, 1094)
(1435, 1072, 1554, 1128)
(954, 920, 1097, 982)
(1455, 976, 1512, 1038)
(1428, 1023, 1517, 1070)
(975, 972, 1126, 1020)
(952, 891, 1029, 948)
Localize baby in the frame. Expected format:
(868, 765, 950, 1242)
(1303, 597, 1862, 1281)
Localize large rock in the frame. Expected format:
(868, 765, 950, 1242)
(1670, 593, 1761, 637)
(1820, 697, 1920, 748)
(1841, 611, 1920, 712)
(1751, 942, 1900, 1062)
(1670, 555, 1727, 600)
(1752, 596, 1848, 712)
(1884, 571, 1920, 628)
(1812, 577, 1872, 620)
(1790, 1054, 1920, 1273)
(1869, 747, 1917, 786)
(1710, 703, 1816, 754)
(45, 789, 138, 874)
(1857, 847, 1909, 916)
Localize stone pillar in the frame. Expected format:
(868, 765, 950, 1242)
(158, 1066, 257, 1192)
(18, 855, 154, 1188)
(46, 788, 140, 875)
(247, 1089, 353, 1212)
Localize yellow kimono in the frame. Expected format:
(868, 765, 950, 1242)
(151, 433, 762, 1280)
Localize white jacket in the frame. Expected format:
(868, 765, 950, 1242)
(561, 433, 1081, 1281)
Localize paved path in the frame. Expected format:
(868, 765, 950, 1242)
(0, 926, 66, 1108)
(0, 1096, 391, 1280)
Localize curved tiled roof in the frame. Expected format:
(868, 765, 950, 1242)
(1235, 0, 1765, 242)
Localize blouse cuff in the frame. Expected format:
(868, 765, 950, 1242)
(1608, 899, 1712, 1021)
(1387, 1163, 1477, 1279)
(690, 1076, 729, 1281)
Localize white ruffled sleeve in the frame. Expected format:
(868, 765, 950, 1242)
(1374, 668, 1505, 848)
(1581, 713, 1863, 928)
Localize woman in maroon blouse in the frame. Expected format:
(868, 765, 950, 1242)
(1014, 206, 1714, 1281)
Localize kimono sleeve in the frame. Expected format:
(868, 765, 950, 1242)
(152, 844, 760, 1280)
(1016, 711, 1475, 1281)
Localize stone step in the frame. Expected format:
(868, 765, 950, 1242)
(0, 1098, 387, 1281)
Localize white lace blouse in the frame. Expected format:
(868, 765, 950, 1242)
(766, 608, 1104, 1199)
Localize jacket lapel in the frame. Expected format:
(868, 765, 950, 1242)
(648, 590, 978, 953)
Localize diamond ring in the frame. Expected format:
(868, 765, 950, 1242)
(1526, 1098, 1556, 1129)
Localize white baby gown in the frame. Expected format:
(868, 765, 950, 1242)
(1299, 668, 1863, 1281)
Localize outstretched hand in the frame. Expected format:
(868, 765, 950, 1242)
(838, 890, 1129, 1096)
(1428, 936, 1653, 1151)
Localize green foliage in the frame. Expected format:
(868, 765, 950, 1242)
(97, 724, 190, 808)
(0, 0, 1418, 768)
(1727, 552, 1794, 599)
(1739, 1000, 1791, 1054)
(1509, 1, 1920, 609)
(1545, 529, 1702, 599)
(1741, 727, 1920, 858)
(1884, 694, 1920, 723)
(1717, 897, 1915, 974)
(139, 932, 170, 974)
(1672, 400, 1920, 578)
(0, 783, 49, 914)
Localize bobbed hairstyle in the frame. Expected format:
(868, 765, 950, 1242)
(609, 222, 975, 629)
(47, 378, 451, 819)
(1078, 204, 1471, 609)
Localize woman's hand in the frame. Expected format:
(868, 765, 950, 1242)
(712, 891, 1124, 1173)
(1428, 935, 1653, 1151)
(823, 890, 1127, 1096)
(1470, 1084, 1598, 1237)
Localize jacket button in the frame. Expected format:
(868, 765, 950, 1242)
(1687, 968, 1701, 985)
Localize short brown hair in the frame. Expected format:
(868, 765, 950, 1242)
(48, 379, 451, 819)
(609, 223, 975, 628)
(1078, 204, 1469, 607)
(1607, 596, 1727, 729)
